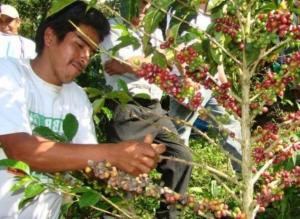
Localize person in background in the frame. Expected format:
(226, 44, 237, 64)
(101, 0, 192, 218)
(167, 1, 242, 171)
(0, 4, 36, 58)
(0, 1, 165, 218)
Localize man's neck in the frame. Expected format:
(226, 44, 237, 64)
(30, 55, 61, 86)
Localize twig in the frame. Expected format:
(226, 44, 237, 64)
(213, 174, 241, 204)
(250, 39, 291, 75)
(159, 155, 240, 185)
(100, 194, 135, 218)
(90, 205, 123, 218)
(166, 115, 242, 165)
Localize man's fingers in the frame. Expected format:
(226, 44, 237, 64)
(143, 134, 153, 144)
(151, 143, 166, 154)
(140, 156, 156, 169)
(130, 161, 152, 175)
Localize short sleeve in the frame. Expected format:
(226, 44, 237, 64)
(72, 101, 98, 144)
(66, 84, 98, 144)
(0, 59, 32, 135)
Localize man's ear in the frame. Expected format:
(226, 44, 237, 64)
(44, 27, 56, 47)
(16, 18, 21, 29)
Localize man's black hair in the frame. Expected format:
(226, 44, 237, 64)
(35, 1, 110, 55)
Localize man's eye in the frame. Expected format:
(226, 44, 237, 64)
(77, 43, 84, 49)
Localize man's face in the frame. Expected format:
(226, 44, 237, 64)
(0, 14, 20, 34)
(46, 24, 100, 85)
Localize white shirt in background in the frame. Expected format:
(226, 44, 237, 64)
(0, 32, 36, 59)
(101, 19, 164, 101)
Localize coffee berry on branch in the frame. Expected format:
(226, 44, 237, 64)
(88, 160, 246, 219)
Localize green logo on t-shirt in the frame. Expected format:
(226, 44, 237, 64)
(29, 111, 63, 134)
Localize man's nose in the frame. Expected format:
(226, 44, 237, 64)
(80, 47, 91, 66)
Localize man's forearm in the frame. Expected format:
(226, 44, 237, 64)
(0, 133, 111, 172)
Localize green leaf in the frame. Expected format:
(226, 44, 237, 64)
(33, 126, 67, 142)
(60, 202, 73, 215)
(79, 190, 100, 208)
(152, 50, 168, 68)
(256, 2, 277, 12)
(120, 0, 140, 21)
(111, 35, 140, 55)
(10, 176, 32, 193)
(19, 183, 45, 209)
(92, 98, 105, 113)
(24, 183, 45, 199)
(48, 0, 76, 17)
(245, 43, 261, 65)
(133, 93, 151, 100)
(210, 180, 218, 197)
(280, 195, 288, 219)
(142, 35, 154, 56)
(168, 22, 181, 42)
(101, 107, 113, 120)
(85, 87, 103, 98)
(117, 79, 129, 93)
(209, 0, 227, 10)
(87, 0, 97, 10)
(106, 91, 132, 104)
(143, 0, 174, 36)
(63, 113, 79, 142)
(210, 45, 223, 64)
(0, 159, 30, 175)
(72, 186, 93, 194)
(189, 187, 203, 193)
(143, 9, 163, 34)
(291, 7, 300, 15)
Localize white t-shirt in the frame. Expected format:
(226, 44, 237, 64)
(101, 19, 163, 100)
(0, 58, 97, 218)
(0, 32, 36, 59)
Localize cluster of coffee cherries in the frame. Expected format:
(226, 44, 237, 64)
(185, 62, 241, 117)
(176, 46, 200, 65)
(137, 63, 203, 109)
(159, 37, 174, 49)
(201, 79, 241, 117)
(186, 65, 209, 83)
(137, 63, 182, 97)
(256, 166, 300, 212)
(290, 25, 300, 40)
(255, 184, 284, 212)
(176, 46, 209, 83)
(284, 111, 300, 122)
(285, 50, 300, 71)
(214, 16, 240, 39)
(265, 11, 291, 37)
(252, 70, 294, 114)
(88, 160, 245, 218)
(252, 121, 300, 164)
(214, 82, 241, 117)
(88, 160, 152, 194)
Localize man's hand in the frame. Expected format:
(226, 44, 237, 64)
(107, 134, 165, 176)
(104, 59, 133, 75)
